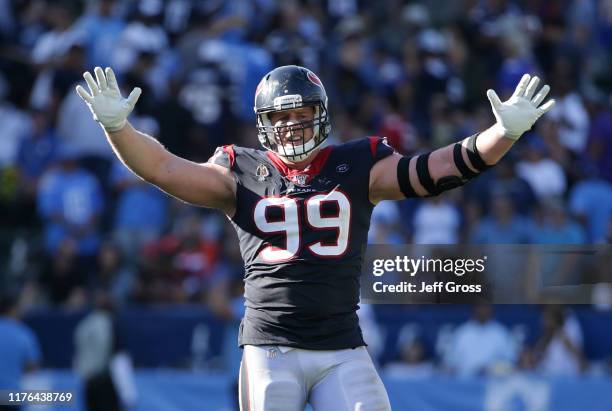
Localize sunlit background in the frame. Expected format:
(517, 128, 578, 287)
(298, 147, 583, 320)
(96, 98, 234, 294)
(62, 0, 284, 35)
(0, 0, 611, 410)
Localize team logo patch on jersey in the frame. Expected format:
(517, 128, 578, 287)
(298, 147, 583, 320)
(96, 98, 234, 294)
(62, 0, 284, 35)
(256, 163, 269, 181)
(292, 174, 309, 186)
(336, 163, 350, 173)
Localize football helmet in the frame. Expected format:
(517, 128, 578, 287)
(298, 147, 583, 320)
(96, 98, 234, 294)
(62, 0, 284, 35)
(254, 65, 331, 161)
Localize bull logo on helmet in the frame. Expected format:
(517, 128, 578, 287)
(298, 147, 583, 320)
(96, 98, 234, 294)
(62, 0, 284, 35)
(306, 71, 323, 89)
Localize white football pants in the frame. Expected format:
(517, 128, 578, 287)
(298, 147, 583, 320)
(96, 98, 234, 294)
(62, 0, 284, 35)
(239, 345, 391, 411)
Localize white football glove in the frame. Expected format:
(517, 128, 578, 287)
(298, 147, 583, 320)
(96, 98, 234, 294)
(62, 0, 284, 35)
(75, 66, 141, 132)
(487, 74, 556, 140)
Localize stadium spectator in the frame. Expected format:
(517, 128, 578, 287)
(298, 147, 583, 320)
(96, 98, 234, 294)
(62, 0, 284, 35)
(38, 238, 87, 307)
(0, 87, 32, 169)
(110, 158, 168, 262)
(585, 98, 612, 184)
(13, 109, 58, 228)
(0, 293, 41, 406)
(546, 68, 590, 154)
(443, 304, 516, 377)
(30, 2, 82, 65)
(37, 146, 104, 263)
(464, 158, 537, 216)
(74, 292, 122, 411)
(412, 195, 461, 244)
(469, 190, 534, 243)
(263, 1, 323, 70)
(112, 0, 168, 73)
(30, 40, 88, 113)
(56, 78, 113, 166)
(534, 305, 585, 376)
(515, 136, 567, 200)
(384, 324, 435, 379)
(93, 242, 135, 305)
(139, 213, 221, 303)
(568, 169, 612, 243)
(73, 0, 126, 69)
(368, 200, 404, 244)
(16, 109, 59, 195)
(531, 197, 586, 244)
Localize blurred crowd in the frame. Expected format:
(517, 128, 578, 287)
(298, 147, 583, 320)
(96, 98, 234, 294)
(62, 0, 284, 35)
(375, 304, 612, 379)
(0, 0, 611, 315)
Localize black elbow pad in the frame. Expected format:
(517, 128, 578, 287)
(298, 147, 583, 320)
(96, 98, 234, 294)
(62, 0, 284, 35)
(435, 175, 467, 193)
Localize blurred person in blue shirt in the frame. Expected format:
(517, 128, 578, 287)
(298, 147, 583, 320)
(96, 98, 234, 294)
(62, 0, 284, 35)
(73, 0, 126, 68)
(515, 135, 567, 200)
(37, 146, 104, 259)
(412, 195, 461, 244)
(9, 109, 58, 229)
(469, 190, 534, 243)
(465, 157, 537, 216)
(0, 293, 41, 400)
(443, 304, 516, 377)
(586, 99, 612, 185)
(534, 305, 585, 376)
(495, 34, 537, 100)
(569, 175, 612, 244)
(368, 200, 404, 244)
(532, 197, 586, 244)
(530, 198, 586, 290)
(468, 190, 535, 295)
(110, 158, 168, 262)
(16, 109, 58, 196)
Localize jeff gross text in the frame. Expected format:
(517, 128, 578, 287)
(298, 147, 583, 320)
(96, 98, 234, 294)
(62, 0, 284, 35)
(370, 256, 487, 294)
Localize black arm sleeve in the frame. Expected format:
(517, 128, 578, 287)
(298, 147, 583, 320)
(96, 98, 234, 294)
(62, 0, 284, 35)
(396, 133, 492, 198)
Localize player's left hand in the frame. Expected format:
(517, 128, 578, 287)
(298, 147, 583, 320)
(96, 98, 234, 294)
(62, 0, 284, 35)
(486, 74, 555, 140)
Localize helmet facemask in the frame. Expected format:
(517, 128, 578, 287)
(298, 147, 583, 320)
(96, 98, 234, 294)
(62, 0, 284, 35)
(254, 66, 331, 162)
(257, 100, 330, 162)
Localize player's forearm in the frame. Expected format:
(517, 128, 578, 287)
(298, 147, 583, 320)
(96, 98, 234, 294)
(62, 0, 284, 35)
(104, 122, 169, 183)
(473, 123, 516, 166)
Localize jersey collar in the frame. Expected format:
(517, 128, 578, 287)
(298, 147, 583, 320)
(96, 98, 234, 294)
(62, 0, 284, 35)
(266, 146, 333, 183)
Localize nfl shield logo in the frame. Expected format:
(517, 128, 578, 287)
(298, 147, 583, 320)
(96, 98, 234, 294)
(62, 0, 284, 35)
(293, 174, 308, 186)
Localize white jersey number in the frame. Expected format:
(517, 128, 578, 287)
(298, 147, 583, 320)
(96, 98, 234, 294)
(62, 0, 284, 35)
(254, 191, 351, 261)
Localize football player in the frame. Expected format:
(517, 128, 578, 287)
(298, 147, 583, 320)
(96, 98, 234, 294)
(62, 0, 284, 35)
(76, 65, 555, 411)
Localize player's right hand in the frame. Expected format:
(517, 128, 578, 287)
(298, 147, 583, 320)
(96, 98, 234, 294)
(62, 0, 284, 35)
(75, 66, 141, 132)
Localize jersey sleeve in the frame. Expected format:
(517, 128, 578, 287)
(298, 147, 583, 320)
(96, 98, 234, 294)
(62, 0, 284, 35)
(207, 145, 236, 169)
(367, 136, 395, 164)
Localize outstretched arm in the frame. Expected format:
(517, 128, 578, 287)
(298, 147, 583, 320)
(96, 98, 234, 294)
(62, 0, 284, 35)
(76, 67, 236, 214)
(369, 74, 555, 203)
